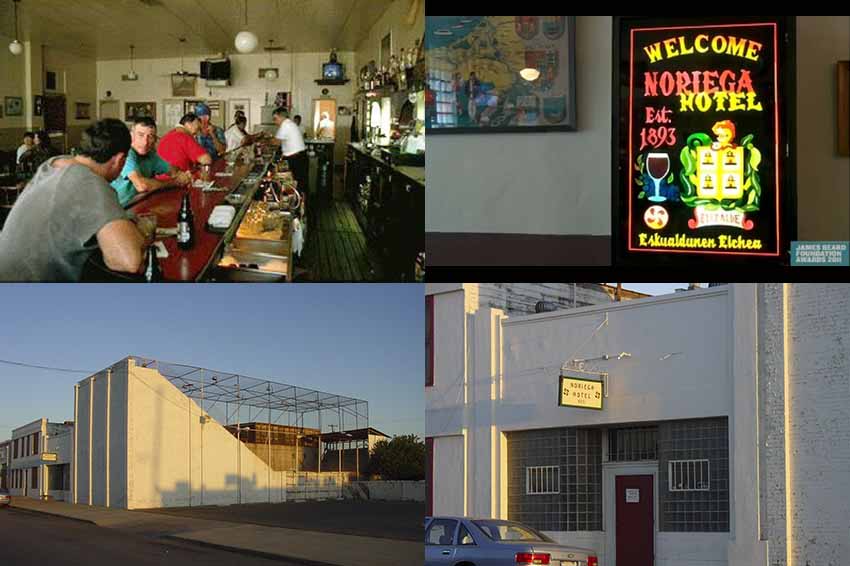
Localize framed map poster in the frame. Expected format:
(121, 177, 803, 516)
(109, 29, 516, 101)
(425, 16, 577, 134)
(612, 16, 797, 266)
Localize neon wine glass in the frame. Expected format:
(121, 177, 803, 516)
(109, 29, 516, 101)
(646, 153, 670, 203)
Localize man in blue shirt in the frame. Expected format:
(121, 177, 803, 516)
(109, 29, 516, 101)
(194, 103, 226, 161)
(110, 117, 193, 206)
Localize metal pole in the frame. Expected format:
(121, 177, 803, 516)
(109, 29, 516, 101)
(105, 369, 111, 507)
(318, 409, 322, 475)
(338, 405, 342, 499)
(187, 380, 191, 507)
(73, 383, 78, 504)
(268, 387, 271, 503)
(88, 375, 94, 506)
(200, 370, 204, 506)
(236, 376, 241, 505)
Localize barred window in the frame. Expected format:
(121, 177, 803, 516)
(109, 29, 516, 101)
(669, 459, 710, 492)
(608, 426, 657, 462)
(526, 466, 559, 495)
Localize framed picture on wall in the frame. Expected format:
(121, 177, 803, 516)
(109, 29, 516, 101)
(34, 95, 43, 116)
(228, 98, 251, 126)
(163, 99, 184, 129)
(75, 103, 91, 120)
(425, 16, 577, 134)
(4, 97, 23, 117)
(611, 16, 797, 267)
(171, 74, 196, 97)
(125, 102, 156, 122)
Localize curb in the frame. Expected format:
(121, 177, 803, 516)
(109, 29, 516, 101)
(162, 534, 342, 566)
(9, 504, 99, 526)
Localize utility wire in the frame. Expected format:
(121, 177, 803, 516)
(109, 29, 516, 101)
(0, 358, 95, 374)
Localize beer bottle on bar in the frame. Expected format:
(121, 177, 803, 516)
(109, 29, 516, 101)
(144, 245, 162, 282)
(177, 193, 194, 250)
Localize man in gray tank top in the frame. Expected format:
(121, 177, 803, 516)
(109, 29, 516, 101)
(0, 119, 147, 281)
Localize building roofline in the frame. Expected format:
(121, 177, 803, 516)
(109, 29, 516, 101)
(504, 286, 729, 327)
(11, 417, 46, 434)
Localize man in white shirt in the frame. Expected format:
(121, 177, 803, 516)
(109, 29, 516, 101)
(225, 115, 256, 153)
(269, 108, 308, 195)
(16, 132, 34, 164)
(316, 112, 335, 139)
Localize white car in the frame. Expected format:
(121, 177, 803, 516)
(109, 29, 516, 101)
(425, 516, 598, 566)
(0, 488, 10, 508)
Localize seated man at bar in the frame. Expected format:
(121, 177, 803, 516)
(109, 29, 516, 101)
(111, 117, 193, 206)
(16, 131, 34, 164)
(194, 103, 226, 161)
(157, 113, 212, 172)
(268, 108, 308, 195)
(0, 119, 147, 281)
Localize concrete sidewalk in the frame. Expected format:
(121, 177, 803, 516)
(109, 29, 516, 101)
(10, 499, 421, 566)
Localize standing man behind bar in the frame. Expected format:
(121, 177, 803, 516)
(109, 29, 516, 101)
(0, 119, 147, 281)
(269, 108, 308, 195)
(111, 117, 193, 206)
(194, 103, 226, 161)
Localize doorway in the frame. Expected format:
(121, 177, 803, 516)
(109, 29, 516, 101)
(604, 463, 657, 566)
(44, 94, 67, 133)
(615, 475, 654, 566)
(313, 99, 337, 140)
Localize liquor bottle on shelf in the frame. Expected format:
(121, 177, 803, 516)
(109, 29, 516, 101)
(398, 48, 408, 90)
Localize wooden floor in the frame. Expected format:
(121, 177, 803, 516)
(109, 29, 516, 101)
(298, 199, 384, 282)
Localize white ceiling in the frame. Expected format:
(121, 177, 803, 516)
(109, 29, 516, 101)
(0, 0, 395, 60)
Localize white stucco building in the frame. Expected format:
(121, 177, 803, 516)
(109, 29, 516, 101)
(425, 283, 850, 566)
(7, 418, 73, 501)
(72, 357, 370, 509)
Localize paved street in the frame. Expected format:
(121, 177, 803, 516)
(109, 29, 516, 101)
(0, 508, 303, 566)
(144, 499, 424, 542)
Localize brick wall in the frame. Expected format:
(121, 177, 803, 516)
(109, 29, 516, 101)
(759, 284, 850, 566)
(786, 284, 850, 566)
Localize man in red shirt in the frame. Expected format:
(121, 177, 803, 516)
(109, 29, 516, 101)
(157, 113, 212, 171)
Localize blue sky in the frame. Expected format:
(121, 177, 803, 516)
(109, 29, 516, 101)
(618, 283, 695, 296)
(0, 285, 424, 442)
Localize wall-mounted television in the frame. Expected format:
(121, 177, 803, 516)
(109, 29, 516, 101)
(201, 58, 231, 81)
(323, 62, 344, 80)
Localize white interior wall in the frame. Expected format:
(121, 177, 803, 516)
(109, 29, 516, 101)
(96, 51, 355, 134)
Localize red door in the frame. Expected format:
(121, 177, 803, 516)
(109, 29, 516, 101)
(615, 475, 654, 566)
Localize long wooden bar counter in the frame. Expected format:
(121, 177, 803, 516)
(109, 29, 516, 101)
(127, 156, 269, 282)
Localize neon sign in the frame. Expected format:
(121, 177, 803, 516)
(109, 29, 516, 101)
(613, 17, 796, 264)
